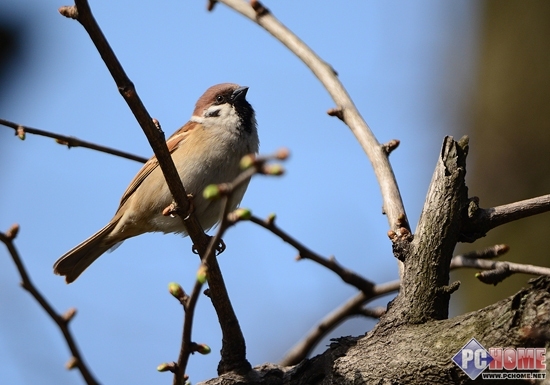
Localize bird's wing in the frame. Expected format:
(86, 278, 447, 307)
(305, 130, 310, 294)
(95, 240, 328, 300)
(116, 121, 197, 210)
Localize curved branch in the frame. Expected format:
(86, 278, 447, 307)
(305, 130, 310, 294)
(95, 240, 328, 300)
(0, 226, 100, 385)
(213, 0, 409, 233)
(0, 118, 148, 163)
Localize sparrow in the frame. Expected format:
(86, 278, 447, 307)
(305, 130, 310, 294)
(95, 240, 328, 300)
(53, 83, 259, 283)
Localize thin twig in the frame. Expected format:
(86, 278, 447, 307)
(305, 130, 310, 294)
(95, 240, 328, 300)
(249, 215, 375, 294)
(451, 255, 550, 278)
(174, 154, 287, 381)
(0, 118, 148, 163)
(175, 173, 260, 380)
(0, 226, 100, 385)
(213, 0, 409, 234)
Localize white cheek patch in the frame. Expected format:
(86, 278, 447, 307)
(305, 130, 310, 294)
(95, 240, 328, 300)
(203, 104, 241, 133)
(205, 108, 221, 118)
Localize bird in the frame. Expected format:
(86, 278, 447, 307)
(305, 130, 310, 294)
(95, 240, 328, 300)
(53, 83, 259, 283)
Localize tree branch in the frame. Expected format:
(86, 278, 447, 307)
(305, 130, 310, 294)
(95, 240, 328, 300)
(59, 0, 211, 255)
(385, 136, 469, 324)
(0, 225, 100, 385)
(198, 277, 550, 385)
(0, 118, 148, 163)
(452, 254, 550, 281)
(212, 0, 409, 235)
(280, 280, 400, 366)
(461, 194, 550, 242)
(166, 153, 288, 381)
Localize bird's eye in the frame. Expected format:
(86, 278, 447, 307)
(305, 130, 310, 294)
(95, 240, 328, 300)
(216, 95, 225, 103)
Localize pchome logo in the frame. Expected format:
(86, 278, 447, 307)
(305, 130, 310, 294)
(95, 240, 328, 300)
(452, 338, 493, 380)
(452, 338, 547, 380)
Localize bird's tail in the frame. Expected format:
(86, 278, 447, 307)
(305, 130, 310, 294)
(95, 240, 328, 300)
(53, 220, 119, 284)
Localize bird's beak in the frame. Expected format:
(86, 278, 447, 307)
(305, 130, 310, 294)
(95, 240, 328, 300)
(231, 86, 249, 102)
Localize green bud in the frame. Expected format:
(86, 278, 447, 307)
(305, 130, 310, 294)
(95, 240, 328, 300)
(168, 282, 184, 299)
(156, 362, 173, 372)
(17, 127, 25, 140)
(233, 208, 252, 221)
(196, 265, 208, 284)
(240, 154, 255, 169)
(195, 343, 211, 355)
(264, 164, 284, 176)
(275, 148, 290, 160)
(203, 184, 220, 200)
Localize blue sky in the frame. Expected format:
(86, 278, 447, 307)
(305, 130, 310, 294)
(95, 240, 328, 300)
(0, 1, 480, 383)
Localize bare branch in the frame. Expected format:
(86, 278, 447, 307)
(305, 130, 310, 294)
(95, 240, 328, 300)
(452, 255, 550, 280)
(462, 194, 550, 242)
(0, 118, 148, 163)
(460, 244, 509, 259)
(0, 226, 99, 385)
(213, 0, 409, 234)
(59, 0, 211, 254)
(385, 136, 469, 324)
(280, 280, 400, 366)
(249, 215, 375, 294)
(173, 153, 287, 380)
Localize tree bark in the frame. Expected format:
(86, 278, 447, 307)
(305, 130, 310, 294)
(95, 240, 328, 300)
(197, 137, 550, 384)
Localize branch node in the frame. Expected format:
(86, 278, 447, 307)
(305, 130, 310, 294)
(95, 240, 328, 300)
(196, 265, 208, 284)
(476, 264, 514, 285)
(396, 213, 410, 230)
(58, 5, 78, 20)
(266, 213, 276, 226)
(382, 139, 400, 155)
(275, 147, 290, 160)
(156, 362, 178, 373)
(227, 208, 252, 223)
(206, 0, 217, 11)
(442, 280, 461, 295)
(250, 0, 270, 17)
(467, 196, 480, 219)
(152, 118, 162, 132)
(55, 138, 71, 148)
(191, 342, 212, 355)
(61, 307, 77, 323)
(16, 125, 25, 140)
(5, 223, 20, 240)
(327, 107, 344, 121)
(65, 356, 78, 370)
(260, 163, 285, 176)
(168, 282, 189, 307)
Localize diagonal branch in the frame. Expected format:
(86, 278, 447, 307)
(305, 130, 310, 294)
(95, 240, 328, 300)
(212, 0, 409, 234)
(59, 0, 211, 254)
(0, 225, 100, 385)
(0, 118, 148, 163)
